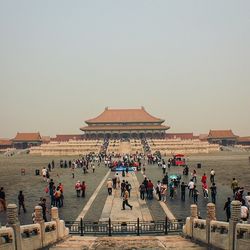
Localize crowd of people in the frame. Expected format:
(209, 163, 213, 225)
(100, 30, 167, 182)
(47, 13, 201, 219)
(1, 151, 249, 225)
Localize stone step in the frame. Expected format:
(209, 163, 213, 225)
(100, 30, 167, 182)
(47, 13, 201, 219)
(50, 235, 206, 249)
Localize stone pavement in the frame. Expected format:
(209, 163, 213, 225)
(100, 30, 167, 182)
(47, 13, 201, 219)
(99, 171, 153, 222)
(51, 235, 206, 249)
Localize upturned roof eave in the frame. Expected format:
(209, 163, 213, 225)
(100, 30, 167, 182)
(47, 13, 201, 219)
(85, 119, 165, 125)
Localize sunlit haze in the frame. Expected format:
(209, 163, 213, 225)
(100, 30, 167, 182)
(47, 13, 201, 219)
(1, 0, 249, 138)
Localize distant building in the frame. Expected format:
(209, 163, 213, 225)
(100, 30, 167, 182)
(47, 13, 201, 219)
(0, 139, 13, 150)
(207, 130, 238, 146)
(51, 134, 85, 142)
(12, 132, 42, 149)
(237, 136, 250, 146)
(165, 133, 194, 140)
(80, 107, 170, 139)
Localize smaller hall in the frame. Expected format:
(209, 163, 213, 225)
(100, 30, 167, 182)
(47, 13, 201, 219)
(80, 107, 170, 139)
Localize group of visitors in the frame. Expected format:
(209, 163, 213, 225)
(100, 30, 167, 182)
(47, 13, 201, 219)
(75, 180, 87, 197)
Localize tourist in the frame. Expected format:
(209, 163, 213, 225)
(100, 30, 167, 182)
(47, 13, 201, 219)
(162, 163, 166, 174)
(181, 182, 188, 201)
(58, 183, 64, 207)
(0, 187, 6, 211)
(48, 163, 51, 172)
(192, 170, 197, 183)
(147, 180, 154, 200)
(122, 190, 133, 210)
(48, 179, 55, 206)
(107, 178, 113, 195)
(240, 200, 249, 223)
(202, 182, 209, 199)
(143, 177, 149, 198)
(224, 197, 231, 222)
(210, 169, 215, 183)
(54, 187, 61, 208)
(244, 192, 250, 209)
(201, 173, 207, 185)
(116, 173, 121, 188)
(231, 178, 238, 197)
(125, 181, 132, 197)
(210, 183, 217, 204)
(162, 173, 168, 186)
(121, 180, 126, 197)
(81, 181, 86, 198)
(112, 176, 117, 189)
(75, 181, 82, 197)
(161, 184, 168, 203)
(92, 165, 95, 173)
(235, 187, 244, 202)
(39, 198, 48, 222)
(139, 182, 146, 200)
(193, 185, 199, 204)
(169, 179, 175, 200)
(156, 181, 162, 201)
(188, 179, 195, 197)
(18, 191, 26, 214)
(42, 167, 47, 182)
(52, 160, 55, 169)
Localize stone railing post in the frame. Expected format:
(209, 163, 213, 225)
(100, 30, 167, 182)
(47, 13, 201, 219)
(7, 204, 22, 250)
(190, 204, 198, 238)
(206, 203, 216, 246)
(229, 200, 241, 250)
(51, 207, 60, 238)
(35, 205, 45, 247)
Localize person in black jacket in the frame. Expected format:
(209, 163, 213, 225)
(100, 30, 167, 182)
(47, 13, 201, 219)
(18, 191, 26, 214)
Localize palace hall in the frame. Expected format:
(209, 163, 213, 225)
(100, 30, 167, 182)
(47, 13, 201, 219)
(80, 107, 170, 139)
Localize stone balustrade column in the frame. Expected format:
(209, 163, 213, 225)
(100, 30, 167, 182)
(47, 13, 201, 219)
(35, 205, 45, 247)
(7, 204, 22, 250)
(190, 204, 198, 238)
(51, 207, 60, 238)
(229, 200, 241, 250)
(206, 203, 216, 245)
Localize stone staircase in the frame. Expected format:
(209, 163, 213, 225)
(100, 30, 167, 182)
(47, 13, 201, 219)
(50, 235, 206, 249)
(119, 141, 131, 155)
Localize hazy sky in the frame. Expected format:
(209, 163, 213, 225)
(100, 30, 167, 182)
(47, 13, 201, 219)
(1, 0, 250, 138)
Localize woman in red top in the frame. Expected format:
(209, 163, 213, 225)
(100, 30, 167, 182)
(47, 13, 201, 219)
(201, 173, 207, 184)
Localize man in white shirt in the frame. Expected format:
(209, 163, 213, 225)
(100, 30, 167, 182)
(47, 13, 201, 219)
(188, 179, 195, 197)
(245, 192, 250, 209)
(210, 169, 215, 183)
(241, 200, 249, 223)
(41, 167, 47, 182)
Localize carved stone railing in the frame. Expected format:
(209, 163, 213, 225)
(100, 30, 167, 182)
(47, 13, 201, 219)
(183, 201, 250, 250)
(0, 204, 68, 250)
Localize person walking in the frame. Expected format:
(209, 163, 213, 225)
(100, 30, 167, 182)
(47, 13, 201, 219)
(188, 179, 195, 197)
(161, 184, 168, 203)
(122, 190, 133, 210)
(107, 178, 113, 195)
(224, 197, 231, 222)
(210, 169, 215, 183)
(0, 187, 6, 212)
(139, 182, 146, 200)
(156, 181, 162, 201)
(192, 170, 197, 183)
(202, 182, 209, 199)
(81, 181, 86, 198)
(241, 200, 249, 223)
(231, 178, 238, 197)
(201, 173, 207, 185)
(18, 191, 26, 214)
(121, 180, 126, 197)
(210, 183, 217, 204)
(181, 182, 188, 201)
(193, 185, 199, 204)
(75, 181, 82, 197)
